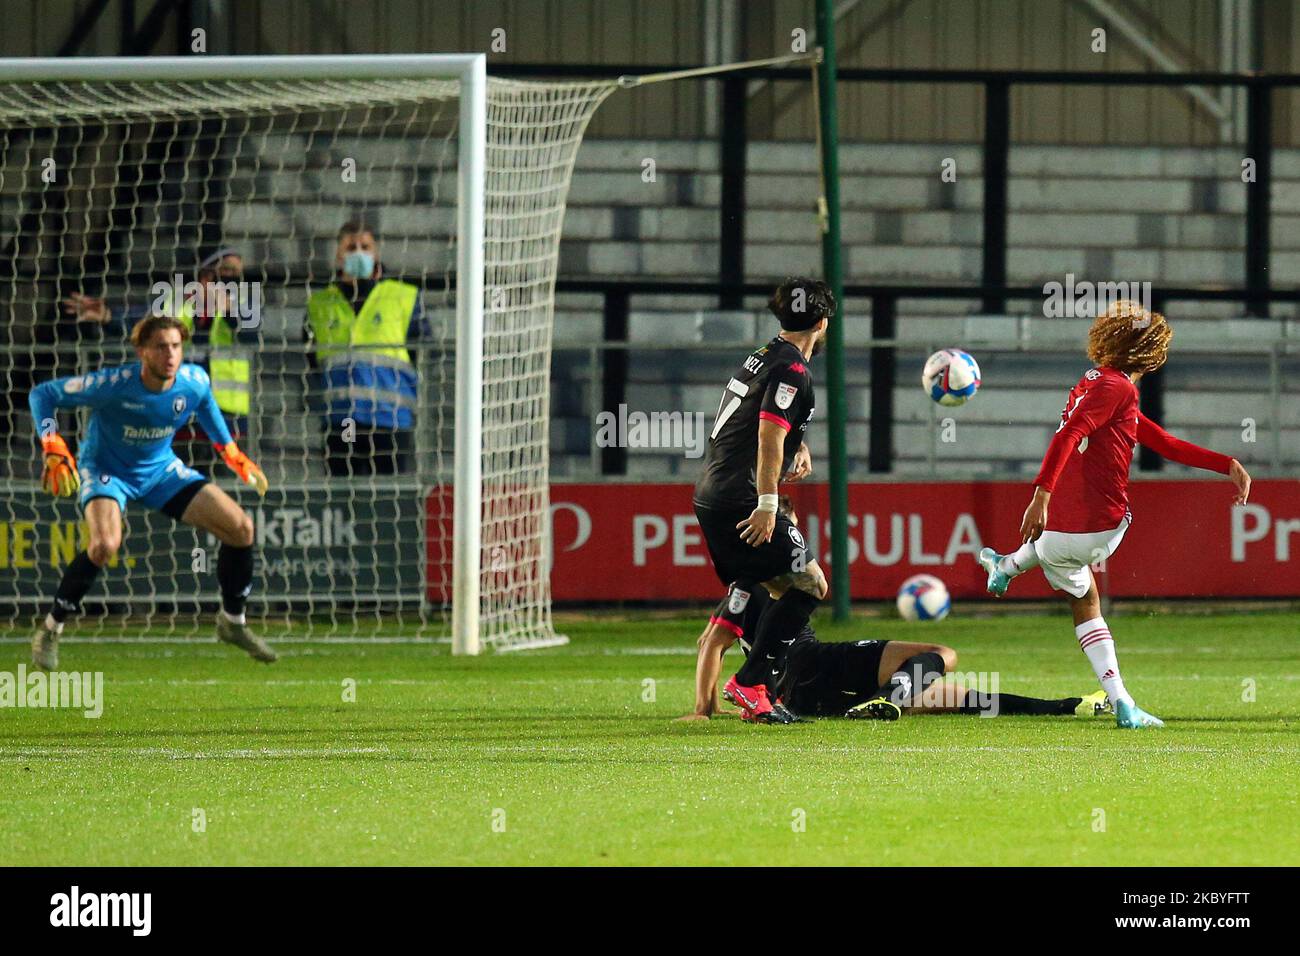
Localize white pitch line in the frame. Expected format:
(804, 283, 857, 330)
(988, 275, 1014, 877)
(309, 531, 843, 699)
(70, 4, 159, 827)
(4, 742, 1297, 760)
(1118, 674, 1300, 681)
(4, 669, 1298, 684)
(0, 746, 390, 760)
(596, 647, 697, 655)
(463, 743, 1300, 756)
(35, 638, 420, 646)
(97, 677, 683, 686)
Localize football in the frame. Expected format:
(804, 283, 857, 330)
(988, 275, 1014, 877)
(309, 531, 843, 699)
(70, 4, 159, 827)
(922, 348, 982, 406)
(896, 573, 952, 621)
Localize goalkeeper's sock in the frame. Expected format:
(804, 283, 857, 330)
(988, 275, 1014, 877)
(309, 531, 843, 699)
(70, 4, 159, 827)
(960, 690, 1081, 716)
(998, 541, 1040, 577)
(49, 551, 101, 624)
(217, 543, 254, 617)
(1075, 617, 1133, 706)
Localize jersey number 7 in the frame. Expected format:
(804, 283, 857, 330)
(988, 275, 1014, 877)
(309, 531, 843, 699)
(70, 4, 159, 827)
(711, 378, 750, 440)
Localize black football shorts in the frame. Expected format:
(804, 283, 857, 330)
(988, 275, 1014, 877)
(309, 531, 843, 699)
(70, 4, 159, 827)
(694, 502, 815, 588)
(782, 639, 890, 717)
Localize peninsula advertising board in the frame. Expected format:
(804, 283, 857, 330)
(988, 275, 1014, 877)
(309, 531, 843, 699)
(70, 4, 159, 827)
(543, 480, 1300, 601)
(5, 481, 1295, 609)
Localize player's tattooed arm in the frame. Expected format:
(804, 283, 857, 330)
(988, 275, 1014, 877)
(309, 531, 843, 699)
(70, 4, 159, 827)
(737, 419, 786, 546)
(766, 563, 828, 600)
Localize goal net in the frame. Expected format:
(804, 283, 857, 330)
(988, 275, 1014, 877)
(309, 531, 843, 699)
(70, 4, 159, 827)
(0, 56, 615, 652)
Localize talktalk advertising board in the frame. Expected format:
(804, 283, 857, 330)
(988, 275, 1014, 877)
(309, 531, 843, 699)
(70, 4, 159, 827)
(1, 486, 426, 605)
(544, 481, 1300, 601)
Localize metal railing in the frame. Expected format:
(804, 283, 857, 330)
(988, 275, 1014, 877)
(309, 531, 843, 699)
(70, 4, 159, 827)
(554, 331, 1295, 481)
(554, 279, 1300, 476)
(492, 61, 1300, 476)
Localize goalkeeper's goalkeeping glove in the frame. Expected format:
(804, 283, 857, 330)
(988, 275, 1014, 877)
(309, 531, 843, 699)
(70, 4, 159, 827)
(215, 441, 268, 497)
(40, 434, 81, 498)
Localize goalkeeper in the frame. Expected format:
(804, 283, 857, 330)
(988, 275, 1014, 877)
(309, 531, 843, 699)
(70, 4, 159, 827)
(28, 315, 277, 669)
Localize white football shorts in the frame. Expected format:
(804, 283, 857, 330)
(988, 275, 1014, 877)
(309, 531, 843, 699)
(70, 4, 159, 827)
(1033, 517, 1130, 598)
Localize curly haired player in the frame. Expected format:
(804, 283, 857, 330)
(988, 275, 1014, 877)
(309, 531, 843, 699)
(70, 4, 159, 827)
(28, 315, 277, 669)
(977, 300, 1251, 729)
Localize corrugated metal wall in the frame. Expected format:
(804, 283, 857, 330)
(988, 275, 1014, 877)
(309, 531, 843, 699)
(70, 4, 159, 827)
(4, 0, 1299, 144)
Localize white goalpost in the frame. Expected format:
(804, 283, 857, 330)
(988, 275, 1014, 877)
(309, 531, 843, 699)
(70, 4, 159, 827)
(450, 55, 486, 656)
(0, 54, 615, 653)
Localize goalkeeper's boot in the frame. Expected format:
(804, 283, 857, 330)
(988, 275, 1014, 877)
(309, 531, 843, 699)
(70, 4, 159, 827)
(844, 696, 902, 721)
(741, 698, 801, 725)
(31, 621, 59, 671)
(977, 548, 1012, 597)
(216, 615, 278, 663)
(1114, 698, 1164, 729)
(1074, 690, 1111, 718)
(723, 675, 774, 720)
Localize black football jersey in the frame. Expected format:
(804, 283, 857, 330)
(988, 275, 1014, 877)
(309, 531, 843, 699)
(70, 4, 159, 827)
(693, 336, 815, 509)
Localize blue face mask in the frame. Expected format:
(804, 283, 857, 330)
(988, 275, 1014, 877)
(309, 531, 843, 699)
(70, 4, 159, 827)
(341, 251, 375, 279)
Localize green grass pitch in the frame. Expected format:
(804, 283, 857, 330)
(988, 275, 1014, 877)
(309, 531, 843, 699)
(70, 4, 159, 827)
(2, 611, 1297, 866)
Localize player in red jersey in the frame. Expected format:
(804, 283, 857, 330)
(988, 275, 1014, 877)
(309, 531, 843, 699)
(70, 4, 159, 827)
(976, 300, 1252, 729)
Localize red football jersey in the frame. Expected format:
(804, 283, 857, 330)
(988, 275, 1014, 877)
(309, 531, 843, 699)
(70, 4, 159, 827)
(1033, 366, 1140, 533)
(1031, 366, 1235, 533)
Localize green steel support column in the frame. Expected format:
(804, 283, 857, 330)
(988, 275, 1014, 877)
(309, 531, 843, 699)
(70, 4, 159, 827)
(815, 0, 850, 621)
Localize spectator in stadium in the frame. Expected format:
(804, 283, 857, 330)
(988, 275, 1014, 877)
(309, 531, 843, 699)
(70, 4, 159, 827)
(168, 250, 259, 472)
(303, 221, 427, 477)
(61, 248, 257, 452)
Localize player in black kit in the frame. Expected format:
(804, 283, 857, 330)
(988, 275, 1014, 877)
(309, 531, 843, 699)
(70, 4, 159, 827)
(682, 581, 1104, 721)
(679, 500, 1105, 722)
(693, 277, 832, 723)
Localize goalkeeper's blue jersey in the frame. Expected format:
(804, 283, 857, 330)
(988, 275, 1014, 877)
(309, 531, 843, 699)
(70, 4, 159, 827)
(29, 362, 233, 482)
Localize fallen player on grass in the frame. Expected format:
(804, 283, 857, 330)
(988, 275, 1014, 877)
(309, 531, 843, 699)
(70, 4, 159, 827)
(678, 502, 1104, 723)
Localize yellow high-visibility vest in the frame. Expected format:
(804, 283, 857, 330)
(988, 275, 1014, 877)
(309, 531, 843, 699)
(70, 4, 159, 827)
(310, 281, 415, 365)
(174, 301, 252, 416)
(308, 280, 418, 429)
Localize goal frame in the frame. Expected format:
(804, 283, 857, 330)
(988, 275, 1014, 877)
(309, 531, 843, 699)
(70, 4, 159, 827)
(0, 54, 488, 654)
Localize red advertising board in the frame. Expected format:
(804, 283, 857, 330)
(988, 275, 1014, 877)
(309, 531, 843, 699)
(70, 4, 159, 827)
(543, 480, 1300, 601)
